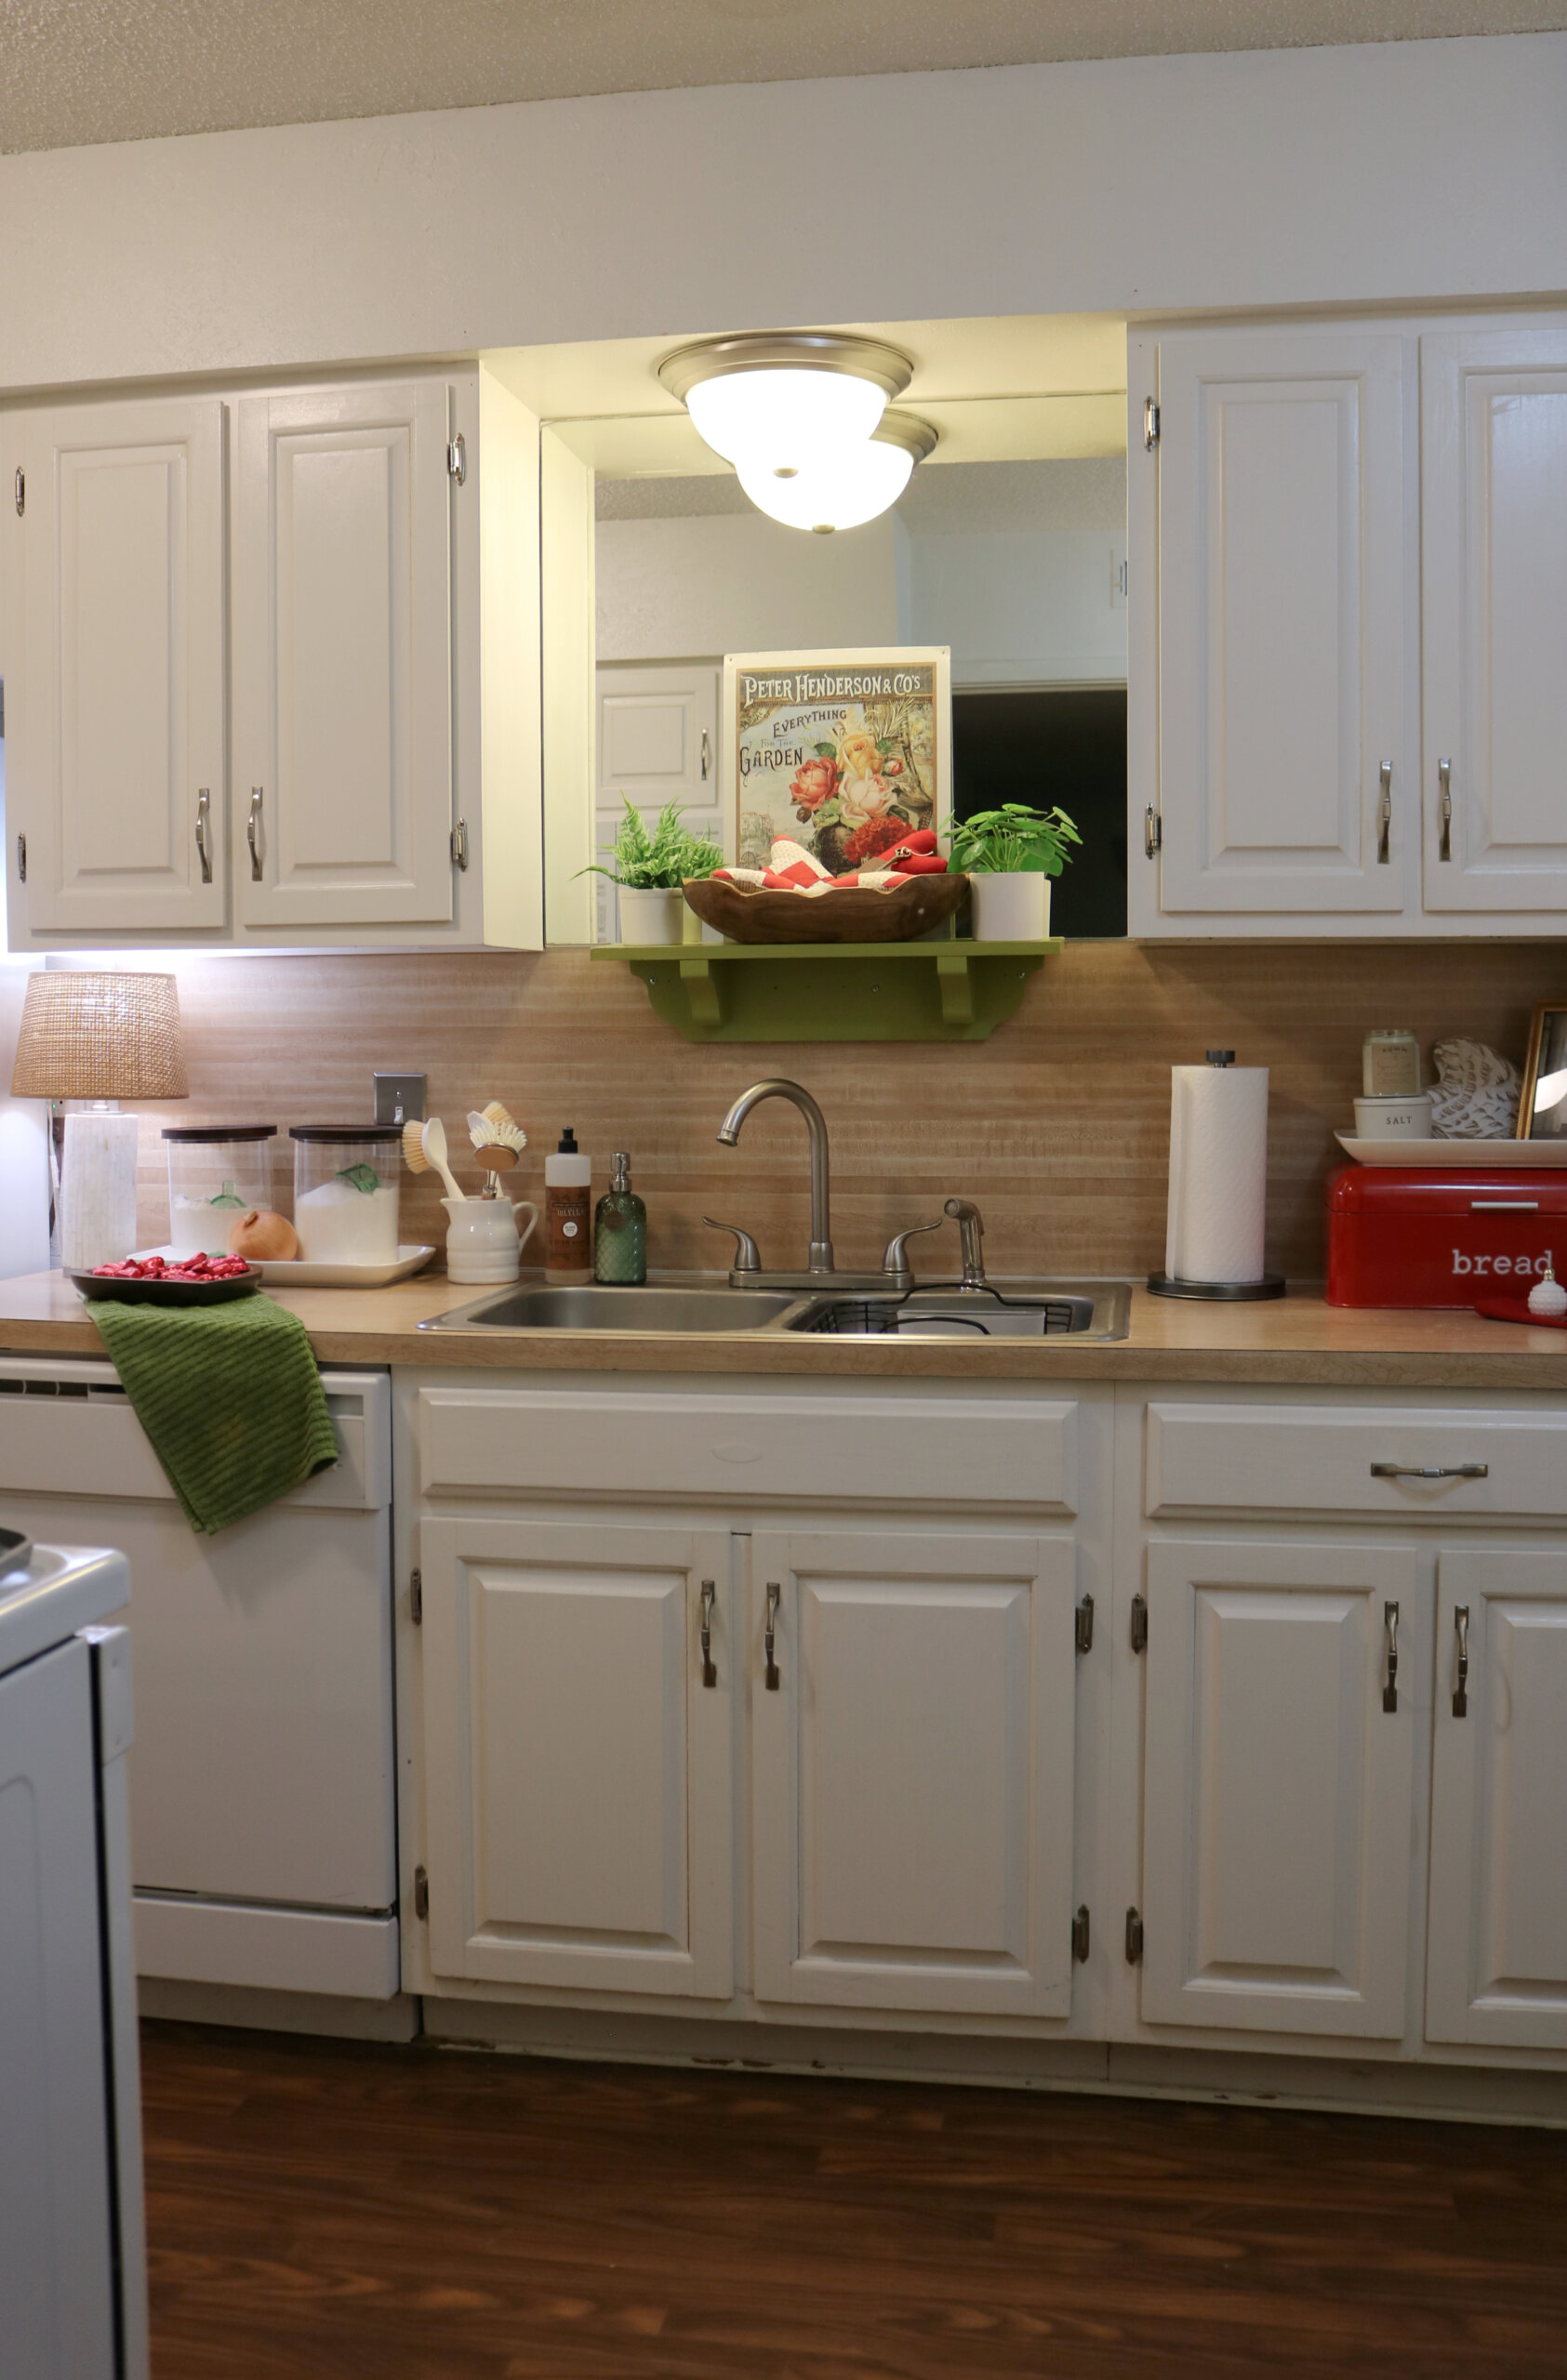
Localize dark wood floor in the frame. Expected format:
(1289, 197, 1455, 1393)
(140, 2022, 1567, 2380)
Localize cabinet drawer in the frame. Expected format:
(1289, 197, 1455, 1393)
(1147, 1401, 1567, 1521)
(412, 1383, 1079, 1513)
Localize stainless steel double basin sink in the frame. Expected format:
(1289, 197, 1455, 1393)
(419, 1277, 1131, 1342)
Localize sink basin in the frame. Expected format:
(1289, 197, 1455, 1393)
(787, 1283, 1130, 1341)
(419, 1282, 805, 1333)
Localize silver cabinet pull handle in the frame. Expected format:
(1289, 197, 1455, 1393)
(246, 787, 264, 881)
(1383, 1598, 1400, 1713)
(1454, 1603, 1469, 1718)
(1376, 760, 1393, 865)
(699, 1580, 717, 1690)
(764, 1581, 780, 1692)
(1370, 1462, 1488, 1481)
(195, 787, 212, 883)
(700, 728, 710, 782)
(1438, 757, 1453, 863)
(1144, 804, 1162, 860)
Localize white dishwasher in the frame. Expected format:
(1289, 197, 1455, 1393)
(0, 1357, 399, 2001)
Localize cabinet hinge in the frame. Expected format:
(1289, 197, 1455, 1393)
(1071, 1904, 1091, 1964)
(1130, 1593, 1149, 1654)
(450, 817, 470, 871)
(1144, 805, 1162, 861)
(410, 1568, 422, 1625)
(1143, 398, 1160, 450)
(15, 834, 25, 885)
(413, 1865, 429, 1921)
(1125, 1907, 1144, 1964)
(1074, 1593, 1094, 1655)
(446, 434, 467, 485)
(13, 466, 23, 516)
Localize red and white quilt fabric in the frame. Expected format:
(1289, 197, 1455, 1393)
(713, 832, 948, 897)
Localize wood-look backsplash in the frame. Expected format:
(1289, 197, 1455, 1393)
(127, 941, 1567, 1283)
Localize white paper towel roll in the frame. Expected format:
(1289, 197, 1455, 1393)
(61, 1110, 139, 1273)
(1164, 1064, 1268, 1286)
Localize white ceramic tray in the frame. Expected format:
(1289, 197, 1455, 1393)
(140, 1243, 437, 1287)
(1335, 1135, 1567, 1169)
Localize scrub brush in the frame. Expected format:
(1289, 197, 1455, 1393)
(402, 1116, 466, 1204)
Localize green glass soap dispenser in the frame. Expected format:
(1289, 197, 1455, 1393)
(593, 1150, 647, 1285)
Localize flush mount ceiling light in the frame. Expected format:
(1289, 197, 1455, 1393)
(658, 330, 914, 475)
(737, 409, 939, 535)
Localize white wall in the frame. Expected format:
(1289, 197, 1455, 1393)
(904, 527, 1126, 684)
(0, 37, 1563, 395)
(596, 513, 898, 661)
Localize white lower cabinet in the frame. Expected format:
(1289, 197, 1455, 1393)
(1139, 1539, 1422, 2041)
(1427, 1546, 1567, 2050)
(419, 1515, 734, 1998)
(750, 1529, 1080, 2018)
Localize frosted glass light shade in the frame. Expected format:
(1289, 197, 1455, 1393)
(686, 368, 885, 470)
(738, 434, 921, 534)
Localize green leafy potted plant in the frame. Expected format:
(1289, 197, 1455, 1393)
(943, 804, 1082, 941)
(585, 797, 724, 945)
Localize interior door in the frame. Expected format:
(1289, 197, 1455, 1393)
(1140, 1538, 1421, 2039)
(1428, 1547, 1567, 2048)
(1151, 328, 1411, 916)
(419, 1516, 734, 1997)
(233, 379, 455, 929)
(1421, 323, 1567, 912)
(14, 397, 227, 932)
(751, 1528, 1079, 2017)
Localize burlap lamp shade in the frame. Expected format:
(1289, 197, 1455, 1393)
(10, 972, 188, 1101)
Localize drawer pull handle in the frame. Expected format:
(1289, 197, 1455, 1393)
(699, 1579, 717, 1689)
(1383, 1598, 1400, 1713)
(1454, 1603, 1469, 1718)
(764, 1581, 780, 1692)
(1370, 1462, 1488, 1481)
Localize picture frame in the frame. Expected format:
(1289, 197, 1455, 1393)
(1517, 1002, 1567, 1141)
(722, 647, 951, 879)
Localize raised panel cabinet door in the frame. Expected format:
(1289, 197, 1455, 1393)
(751, 1529, 1079, 2017)
(418, 1517, 734, 1997)
(593, 663, 723, 940)
(1140, 1540, 1421, 2039)
(1428, 1547, 1567, 2048)
(14, 398, 226, 932)
(1152, 330, 1410, 915)
(1421, 324, 1567, 912)
(233, 381, 455, 929)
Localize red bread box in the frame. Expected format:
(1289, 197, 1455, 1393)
(1325, 1165, 1567, 1307)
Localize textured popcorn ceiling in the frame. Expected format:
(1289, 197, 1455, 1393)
(0, 0, 1561, 152)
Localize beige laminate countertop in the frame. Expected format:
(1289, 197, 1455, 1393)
(0, 1268, 1564, 1388)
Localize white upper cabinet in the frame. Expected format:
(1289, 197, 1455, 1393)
(7, 398, 227, 934)
(232, 381, 456, 931)
(1427, 1548, 1567, 2050)
(751, 1528, 1080, 2019)
(1420, 324, 1567, 913)
(1139, 1538, 1421, 2040)
(1136, 327, 1413, 922)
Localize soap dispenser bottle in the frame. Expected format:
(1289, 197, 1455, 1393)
(544, 1128, 592, 1284)
(594, 1151, 647, 1286)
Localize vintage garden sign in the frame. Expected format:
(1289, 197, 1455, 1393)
(723, 647, 952, 877)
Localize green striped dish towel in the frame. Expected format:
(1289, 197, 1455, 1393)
(86, 1292, 339, 1535)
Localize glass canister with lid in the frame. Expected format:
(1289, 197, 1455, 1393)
(289, 1126, 404, 1264)
(163, 1126, 278, 1257)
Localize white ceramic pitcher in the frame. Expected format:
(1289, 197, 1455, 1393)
(443, 1195, 539, 1285)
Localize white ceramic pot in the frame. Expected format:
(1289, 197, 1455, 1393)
(969, 871, 1051, 942)
(1353, 1092, 1434, 1141)
(443, 1195, 539, 1285)
(618, 887, 685, 945)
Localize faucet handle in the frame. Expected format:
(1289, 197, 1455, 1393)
(882, 1218, 942, 1284)
(703, 1216, 762, 1276)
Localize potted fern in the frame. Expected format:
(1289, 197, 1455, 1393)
(587, 797, 724, 945)
(944, 804, 1082, 941)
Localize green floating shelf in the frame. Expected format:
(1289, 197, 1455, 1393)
(591, 938, 1063, 1043)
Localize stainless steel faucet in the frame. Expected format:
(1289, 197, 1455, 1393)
(944, 1197, 988, 1289)
(716, 1078, 835, 1274)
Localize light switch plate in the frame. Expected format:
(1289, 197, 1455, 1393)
(374, 1072, 426, 1126)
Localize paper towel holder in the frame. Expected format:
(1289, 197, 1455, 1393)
(1149, 1048, 1287, 1302)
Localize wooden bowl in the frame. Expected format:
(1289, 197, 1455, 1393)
(684, 872, 970, 945)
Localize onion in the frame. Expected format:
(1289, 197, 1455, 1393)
(229, 1209, 299, 1262)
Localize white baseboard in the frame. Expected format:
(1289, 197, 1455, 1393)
(139, 1977, 420, 2042)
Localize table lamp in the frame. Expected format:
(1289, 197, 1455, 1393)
(10, 972, 188, 1271)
